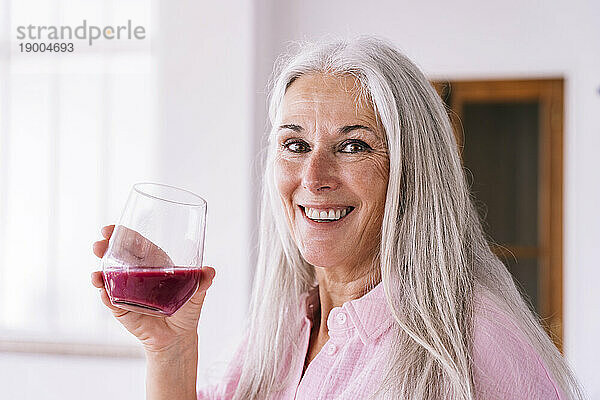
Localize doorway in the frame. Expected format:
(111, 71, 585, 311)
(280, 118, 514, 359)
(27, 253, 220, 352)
(432, 79, 565, 351)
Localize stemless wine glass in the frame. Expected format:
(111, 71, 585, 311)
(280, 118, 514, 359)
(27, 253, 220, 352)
(101, 182, 207, 317)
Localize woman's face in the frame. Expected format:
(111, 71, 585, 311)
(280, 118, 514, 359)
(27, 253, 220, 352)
(274, 73, 389, 271)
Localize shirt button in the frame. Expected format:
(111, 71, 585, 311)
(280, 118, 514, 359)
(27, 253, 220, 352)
(326, 343, 337, 356)
(336, 312, 347, 325)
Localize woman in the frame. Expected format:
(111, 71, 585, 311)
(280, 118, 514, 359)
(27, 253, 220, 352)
(92, 36, 585, 399)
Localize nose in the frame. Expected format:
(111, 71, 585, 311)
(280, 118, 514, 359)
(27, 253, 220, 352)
(301, 147, 339, 193)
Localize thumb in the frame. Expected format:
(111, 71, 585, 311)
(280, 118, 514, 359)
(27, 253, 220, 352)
(198, 266, 216, 292)
(187, 268, 214, 309)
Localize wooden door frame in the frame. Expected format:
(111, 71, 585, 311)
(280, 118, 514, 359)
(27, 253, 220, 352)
(432, 79, 564, 351)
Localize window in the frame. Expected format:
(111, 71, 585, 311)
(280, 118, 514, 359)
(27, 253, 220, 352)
(0, 0, 158, 355)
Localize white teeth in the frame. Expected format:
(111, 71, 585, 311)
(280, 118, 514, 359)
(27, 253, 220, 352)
(303, 206, 352, 221)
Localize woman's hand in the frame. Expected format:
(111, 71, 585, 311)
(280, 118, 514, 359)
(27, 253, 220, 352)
(91, 225, 216, 354)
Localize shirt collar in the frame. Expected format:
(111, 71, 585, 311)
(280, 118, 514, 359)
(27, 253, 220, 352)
(301, 281, 394, 345)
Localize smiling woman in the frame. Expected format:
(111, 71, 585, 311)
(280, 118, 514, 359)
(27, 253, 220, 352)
(91, 35, 586, 400)
(222, 36, 585, 400)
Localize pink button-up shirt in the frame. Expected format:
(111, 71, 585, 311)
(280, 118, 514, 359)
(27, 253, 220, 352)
(198, 282, 564, 399)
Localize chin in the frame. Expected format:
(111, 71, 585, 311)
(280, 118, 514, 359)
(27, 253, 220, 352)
(299, 247, 344, 268)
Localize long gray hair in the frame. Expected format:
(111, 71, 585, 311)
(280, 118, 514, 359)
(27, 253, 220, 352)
(232, 35, 585, 399)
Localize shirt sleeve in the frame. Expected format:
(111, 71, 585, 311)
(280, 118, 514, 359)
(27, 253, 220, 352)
(197, 335, 248, 400)
(472, 299, 565, 400)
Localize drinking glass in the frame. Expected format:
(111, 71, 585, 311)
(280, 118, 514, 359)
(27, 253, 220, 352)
(101, 182, 207, 317)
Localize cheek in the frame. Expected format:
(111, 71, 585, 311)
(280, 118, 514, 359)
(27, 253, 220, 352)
(273, 158, 303, 242)
(273, 157, 299, 201)
(345, 156, 389, 207)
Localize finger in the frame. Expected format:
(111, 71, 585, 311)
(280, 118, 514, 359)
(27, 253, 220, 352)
(91, 271, 105, 288)
(98, 287, 129, 318)
(93, 240, 109, 258)
(198, 266, 216, 292)
(187, 285, 208, 308)
(111, 226, 174, 267)
(121, 227, 174, 266)
(101, 225, 115, 240)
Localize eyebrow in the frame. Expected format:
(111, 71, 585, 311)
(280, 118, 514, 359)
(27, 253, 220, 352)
(278, 123, 378, 138)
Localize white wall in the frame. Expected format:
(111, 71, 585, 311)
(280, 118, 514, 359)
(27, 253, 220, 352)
(259, 0, 600, 397)
(154, 0, 254, 389)
(0, 353, 145, 400)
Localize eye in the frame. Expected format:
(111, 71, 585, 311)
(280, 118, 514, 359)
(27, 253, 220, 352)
(340, 140, 371, 154)
(282, 139, 310, 153)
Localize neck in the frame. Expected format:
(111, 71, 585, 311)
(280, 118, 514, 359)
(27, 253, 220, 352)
(312, 257, 381, 340)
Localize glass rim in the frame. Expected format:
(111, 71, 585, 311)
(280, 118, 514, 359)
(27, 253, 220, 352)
(133, 182, 207, 207)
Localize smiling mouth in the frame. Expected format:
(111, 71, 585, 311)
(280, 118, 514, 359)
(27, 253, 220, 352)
(299, 205, 355, 223)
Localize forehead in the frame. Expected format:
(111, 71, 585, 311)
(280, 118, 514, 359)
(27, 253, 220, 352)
(280, 73, 377, 124)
